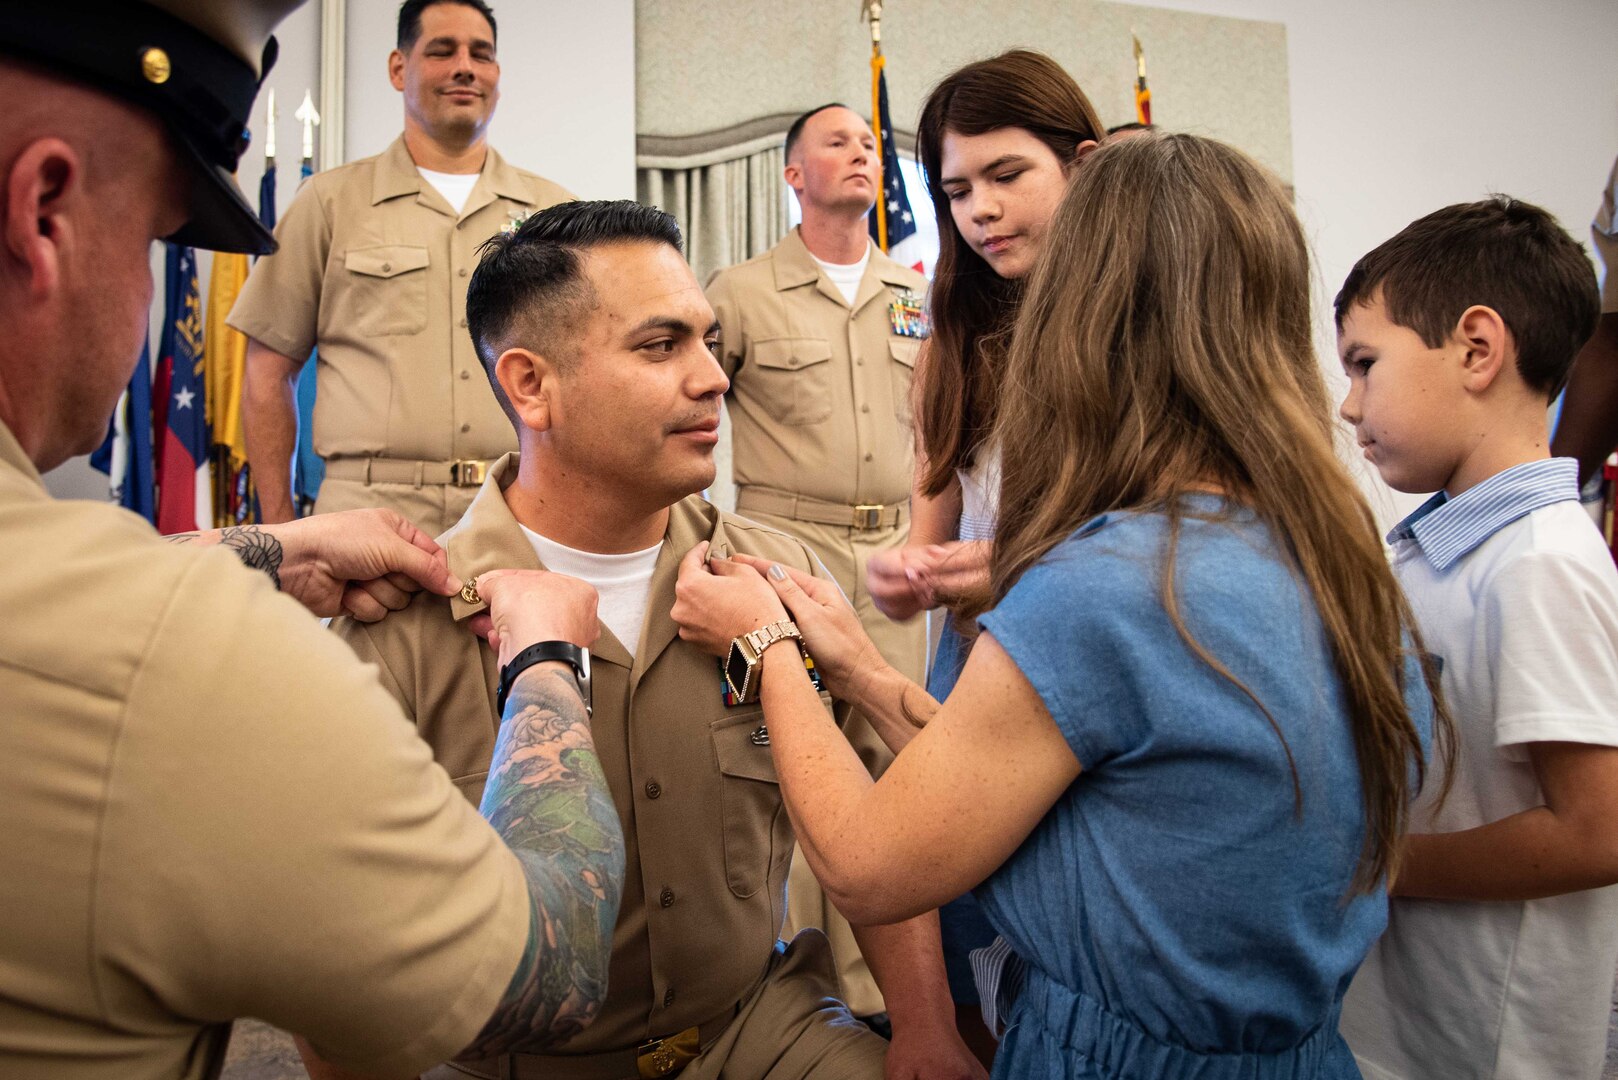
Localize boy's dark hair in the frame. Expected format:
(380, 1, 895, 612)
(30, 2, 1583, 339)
(466, 200, 684, 421)
(1335, 195, 1599, 397)
(784, 103, 849, 163)
(1106, 121, 1155, 135)
(397, 0, 497, 51)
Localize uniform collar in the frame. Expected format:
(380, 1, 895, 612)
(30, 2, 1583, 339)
(370, 134, 526, 219)
(442, 454, 736, 681)
(771, 226, 922, 313)
(0, 418, 45, 494)
(1386, 457, 1579, 572)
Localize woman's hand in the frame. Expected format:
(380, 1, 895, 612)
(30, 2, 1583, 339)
(866, 546, 939, 621)
(731, 553, 886, 703)
(671, 543, 790, 657)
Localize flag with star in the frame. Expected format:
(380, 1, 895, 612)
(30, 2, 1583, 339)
(868, 53, 923, 273)
(89, 339, 157, 523)
(153, 244, 212, 533)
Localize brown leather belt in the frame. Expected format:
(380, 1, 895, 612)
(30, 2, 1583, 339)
(736, 486, 907, 531)
(324, 456, 492, 488)
(442, 1002, 740, 1080)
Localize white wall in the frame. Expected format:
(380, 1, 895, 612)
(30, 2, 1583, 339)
(343, 0, 635, 198)
(1137, 0, 1618, 524)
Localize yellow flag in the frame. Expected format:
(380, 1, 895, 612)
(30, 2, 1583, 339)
(204, 250, 252, 526)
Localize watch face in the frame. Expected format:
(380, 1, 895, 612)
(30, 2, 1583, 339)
(725, 642, 752, 701)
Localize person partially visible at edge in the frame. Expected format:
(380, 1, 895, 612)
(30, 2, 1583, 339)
(313, 199, 984, 1080)
(232, 0, 573, 535)
(857, 49, 1103, 1064)
(704, 101, 929, 1029)
(670, 132, 1446, 1080)
(1549, 151, 1618, 486)
(1335, 197, 1618, 1080)
(0, 2, 625, 1075)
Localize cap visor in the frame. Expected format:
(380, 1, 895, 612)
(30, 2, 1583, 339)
(166, 132, 277, 255)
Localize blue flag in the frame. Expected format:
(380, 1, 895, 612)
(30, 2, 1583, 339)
(868, 64, 922, 270)
(292, 157, 325, 510)
(90, 340, 157, 523)
(154, 244, 210, 533)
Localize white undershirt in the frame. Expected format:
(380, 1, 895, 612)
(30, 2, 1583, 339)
(810, 246, 871, 305)
(519, 525, 663, 657)
(417, 167, 480, 215)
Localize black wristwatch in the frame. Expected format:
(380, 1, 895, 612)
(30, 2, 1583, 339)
(498, 641, 592, 717)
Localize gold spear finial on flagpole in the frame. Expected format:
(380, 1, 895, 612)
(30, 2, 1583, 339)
(264, 87, 276, 160)
(295, 89, 321, 165)
(861, 0, 882, 50)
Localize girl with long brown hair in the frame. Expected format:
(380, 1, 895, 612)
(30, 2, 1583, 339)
(672, 132, 1444, 1079)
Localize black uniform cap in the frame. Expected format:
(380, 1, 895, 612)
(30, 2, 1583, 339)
(0, 0, 305, 254)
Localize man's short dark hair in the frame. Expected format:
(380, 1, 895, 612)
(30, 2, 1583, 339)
(1335, 195, 1600, 398)
(466, 200, 685, 422)
(784, 103, 849, 163)
(397, 0, 497, 51)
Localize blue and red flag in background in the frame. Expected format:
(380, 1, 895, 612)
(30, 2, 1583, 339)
(153, 245, 211, 533)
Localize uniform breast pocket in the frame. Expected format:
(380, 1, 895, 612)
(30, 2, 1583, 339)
(343, 244, 431, 337)
(749, 338, 833, 426)
(889, 337, 921, 423)
(711, 712, 794, 899)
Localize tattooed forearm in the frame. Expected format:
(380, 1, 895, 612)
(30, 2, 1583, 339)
(166, 526, 285, 590)
(462, 666, 626, 1057)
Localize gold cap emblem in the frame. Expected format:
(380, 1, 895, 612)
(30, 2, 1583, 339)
(140, 47, 171, 85)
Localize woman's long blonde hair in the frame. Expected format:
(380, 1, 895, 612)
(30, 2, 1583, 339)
(984, 133, 1448, 892)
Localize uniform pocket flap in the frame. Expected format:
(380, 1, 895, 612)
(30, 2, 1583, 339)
(889, 338, 921, 367)
(345, 244, 431, 279)
(711, 711, 779, 783)
(753, 338, 833, 372)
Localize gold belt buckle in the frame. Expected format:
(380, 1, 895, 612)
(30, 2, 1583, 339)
(636, 1025, 700, 1078)
(852, 503, 885, 530)
(451, 459, 487, 486)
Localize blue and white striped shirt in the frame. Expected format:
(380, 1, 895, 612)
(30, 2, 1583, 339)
(1387, 458, 1581, 572)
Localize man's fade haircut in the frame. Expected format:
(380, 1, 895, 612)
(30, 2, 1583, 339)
(784, 103, 850, 163)
(1334, 195, 1600, 398)
(397, 0, 497, 50)
(466, 199, 685, 422)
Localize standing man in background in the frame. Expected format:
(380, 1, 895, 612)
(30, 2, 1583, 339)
(232, 0, 573, 535)
(705, 103, 929, 1026)
(1551, 151, 1618, 487)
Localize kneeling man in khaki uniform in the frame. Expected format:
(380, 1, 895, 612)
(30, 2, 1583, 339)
(319, 201, 983, 1080)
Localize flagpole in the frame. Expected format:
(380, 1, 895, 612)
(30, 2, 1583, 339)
(863, 0, 888, 252)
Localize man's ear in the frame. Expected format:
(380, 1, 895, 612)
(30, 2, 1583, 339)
(782, 160, 804, 199)
(496, 346, 556, 432)
(1070, 139, 1100, 172)
(387, 49, 407, 92)
(3, 137, 79, 303)
(1456, 304, 1511, 393)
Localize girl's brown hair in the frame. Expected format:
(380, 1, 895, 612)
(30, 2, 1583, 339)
(913, 50, 1103, 496)
(982, 132, 1449, 892)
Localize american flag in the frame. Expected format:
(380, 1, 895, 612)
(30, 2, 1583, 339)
(868, 61, 924, 273)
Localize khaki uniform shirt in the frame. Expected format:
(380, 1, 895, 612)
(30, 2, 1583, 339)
(335, 456, 872, 1059)
(228, 136, 573, 465)
(0, 421, 528, 1079)
(707, 228, 927, 507)
(1595, 153, 1618, 313)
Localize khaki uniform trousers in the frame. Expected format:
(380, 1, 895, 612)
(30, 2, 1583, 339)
(425, 931, 886, 1080)
(313, 475, 480, 539)
(740, 508, 925, 1019)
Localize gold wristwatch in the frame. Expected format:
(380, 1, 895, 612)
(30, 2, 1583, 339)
(723, 619, 804, 704)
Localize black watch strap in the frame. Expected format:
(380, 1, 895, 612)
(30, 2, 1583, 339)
(498, 641, 591, 717)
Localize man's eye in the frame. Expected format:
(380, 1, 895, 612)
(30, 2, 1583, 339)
(645, 340, 676, 354)
(706, 340, 721, 356)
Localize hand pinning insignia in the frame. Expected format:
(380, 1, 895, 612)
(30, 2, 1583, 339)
(461, 575, 482, 605)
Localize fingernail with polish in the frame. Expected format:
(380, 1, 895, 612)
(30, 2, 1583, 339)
(769, 564, 787, 581)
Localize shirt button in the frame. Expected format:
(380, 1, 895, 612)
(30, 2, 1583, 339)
(865, 452, 874, 462)
(458, 268, 468, 278)
(645, 780, 662, 799)
(381, 262, 391, 273)
(664, 988, 676, 1007)
(860, 403, 870, 413)
(460, 370, 471, 380)
(856, 358, 864, 366)
(660, 886, 675, 908)
(460, 423, 471, 433)
(460, 317, 468, 328)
